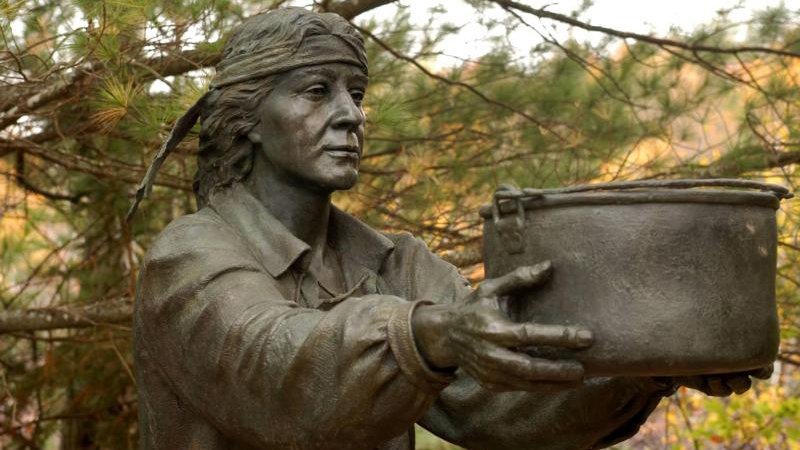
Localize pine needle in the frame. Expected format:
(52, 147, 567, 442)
(91, 77, 141, 132)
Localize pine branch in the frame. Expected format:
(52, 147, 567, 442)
(708, 150, 800, 176)
(0, 45, 221, 132)
(493, 0, 800, 59)
(645, 149, 800, 181)
(0, 1, 397, 134)
(0, 61, 96, 131)
(0, 299, 132, 333)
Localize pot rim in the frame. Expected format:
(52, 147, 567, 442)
(479, 189, 782, 219)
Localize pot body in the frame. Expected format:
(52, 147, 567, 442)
(481, 189, 781, 377)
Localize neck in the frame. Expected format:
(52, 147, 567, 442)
(243, 155, 331, 269)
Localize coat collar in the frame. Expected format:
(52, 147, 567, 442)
(209, 183, 395, 278)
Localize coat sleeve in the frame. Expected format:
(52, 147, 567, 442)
(385, 234, 674, 450)
(134, 216, 453, 450)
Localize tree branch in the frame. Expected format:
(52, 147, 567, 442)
(145, 47, 222, 79)
(492, 0, 800, 59)
(0, 61, 96, 131)
(323, 0, 397, 19)
(352, 24, 568, 142)
(0, 299, 132, 334)
(14, 149, 86, 202)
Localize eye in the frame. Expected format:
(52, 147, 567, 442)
(350, 89, 365, 105)
(303, 84, 328, 98)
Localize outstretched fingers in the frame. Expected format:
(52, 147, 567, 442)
(482, 319, 594, 349)
(715, 366, 772, 395)
(716, 365, 772, 395)
(724, 375, 752, 395)
(458, 343, 585, 392)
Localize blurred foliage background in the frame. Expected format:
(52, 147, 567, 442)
(0, 0, 799, 448)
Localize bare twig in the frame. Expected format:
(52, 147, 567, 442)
(493, 0, 800, 59)
(353, 24, 569, 143)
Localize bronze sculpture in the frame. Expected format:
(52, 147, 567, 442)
(131, 7, 771, 450)
(484, 180, 789, 377)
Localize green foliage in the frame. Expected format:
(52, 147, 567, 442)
(1, 1, 799, 448)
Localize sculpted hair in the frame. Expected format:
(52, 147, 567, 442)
(193, 7, 367, 207)
(194, 76, 274, 208)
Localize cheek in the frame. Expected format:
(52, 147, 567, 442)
(266, 115, 306, 148)
(286, 130, 318, 166)
(294, 129, 317, 149)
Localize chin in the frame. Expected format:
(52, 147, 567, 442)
(314, 171, 359, 193)
(331, 174, 359, 191)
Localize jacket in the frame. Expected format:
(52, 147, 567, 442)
(134, 183, 671, 450)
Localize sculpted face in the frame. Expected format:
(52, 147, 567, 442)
(247, 62, 367, 192)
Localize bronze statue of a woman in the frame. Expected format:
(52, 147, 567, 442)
(131, 7, 767, 450)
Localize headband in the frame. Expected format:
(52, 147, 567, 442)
(211, 34, 367, 88)
(126, 33, 367, 221)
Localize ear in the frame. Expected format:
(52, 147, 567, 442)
(247, 130, 262, 144)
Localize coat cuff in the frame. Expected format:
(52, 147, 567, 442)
(592, 378, 678, 449)
(387, 300, 456, 393)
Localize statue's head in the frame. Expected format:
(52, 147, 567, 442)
(194, 7, 368, 206)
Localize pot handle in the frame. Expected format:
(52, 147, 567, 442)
(494, 178, 794, 201)
(491, 184, 536, 254)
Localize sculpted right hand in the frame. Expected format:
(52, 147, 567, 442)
(412, 261, 593, 392)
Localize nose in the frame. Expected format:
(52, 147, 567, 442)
(330, 89, 364, 131)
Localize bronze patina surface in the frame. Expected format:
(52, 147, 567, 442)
(132, 8, 772, 450)
(481, 180, 788, 376)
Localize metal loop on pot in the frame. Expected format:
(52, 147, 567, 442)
(493, 184, 534, 228)
(492, 184, 539, 254)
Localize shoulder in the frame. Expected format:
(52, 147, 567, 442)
(145, 207, 249, 264)
(380, 231, 470, 300)
(381, 231, 436, 265)
(137, 207, 266, 306)
(382, 232, 458, 268)
(383, 231, 422, 250)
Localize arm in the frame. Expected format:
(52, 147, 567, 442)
(386, 236, 673, 450)
(134, 217, 451, 450)
(421, 375, 673, 450)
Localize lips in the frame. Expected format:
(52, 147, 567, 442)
(323, 146, 360, 160)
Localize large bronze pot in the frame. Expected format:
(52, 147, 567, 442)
(480, 179, 792, 377)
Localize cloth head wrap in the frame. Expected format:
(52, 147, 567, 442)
(126, 12, 368, 221)
(211, 33, 367, 88)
